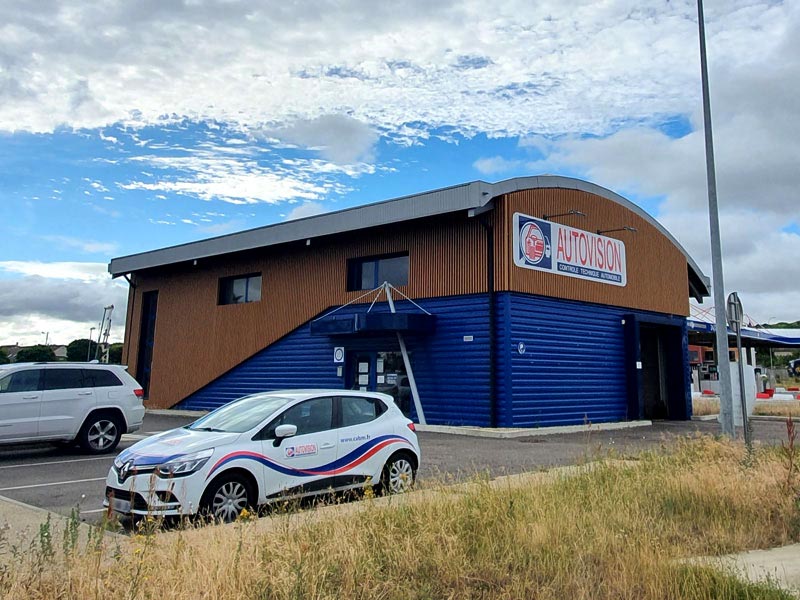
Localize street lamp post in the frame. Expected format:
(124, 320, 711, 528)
(40, 331, 49, 346)
(87, 327, 96, 362)
(697, 0, 735, 437)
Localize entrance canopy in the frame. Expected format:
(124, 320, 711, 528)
(310, 312, 436, 337)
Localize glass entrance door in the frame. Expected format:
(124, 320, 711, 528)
(346, 350, 411, 417)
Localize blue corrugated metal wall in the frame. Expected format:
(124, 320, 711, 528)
(497, 292, 629, 426)
(496, 292, 687, 427)
(177, 291, 688, 428)
(177, 294, 492, 426)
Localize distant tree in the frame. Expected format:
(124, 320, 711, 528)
(66, 338, 98, 362)
(15, 345, 56, 363)
(108, 343, 124, 365)
(0, 349, 9, 365)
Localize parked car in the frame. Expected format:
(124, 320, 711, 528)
(104, 390, 420, 522)
(0, 362, 144, 453)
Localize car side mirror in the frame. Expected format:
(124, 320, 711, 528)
(272, 423, 297, 447)
(275, 424, 297, 438)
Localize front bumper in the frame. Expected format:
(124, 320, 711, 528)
(103, 469, 201, 517)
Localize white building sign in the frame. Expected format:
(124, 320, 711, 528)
(512, 212, 627, 286)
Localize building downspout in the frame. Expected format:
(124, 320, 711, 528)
(477, 214, 498, 428)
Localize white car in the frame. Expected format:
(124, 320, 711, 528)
(104, 390, 420, 522)
(0, 362, 145, 453)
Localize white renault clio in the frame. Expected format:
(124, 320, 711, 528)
(104, 390, 420, 522)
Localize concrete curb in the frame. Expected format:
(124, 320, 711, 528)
(691, 414, 796, 423)
(146, 408, 207, 417)
(415, 420, 652, 438)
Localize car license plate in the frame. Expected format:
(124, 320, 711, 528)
(109, 496, 131, 514)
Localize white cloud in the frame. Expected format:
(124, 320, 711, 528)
(40, 235, 118, 255)
(263, 115, 378, 164)
(0, 262, 127, 346)
(0, 0, 785, 141)
(285, 201, 327, 221)
(0, 261, 110, 281)
(473, 156, 523, 175)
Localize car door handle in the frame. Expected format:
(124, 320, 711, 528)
(22, 395, 39, 399)
(320, 442, 335, 450)
(78, 391, 93, 396)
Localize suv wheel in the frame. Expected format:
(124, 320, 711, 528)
(78, 413, 123, 454)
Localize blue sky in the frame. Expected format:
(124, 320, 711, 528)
(1, 0, 798, 345)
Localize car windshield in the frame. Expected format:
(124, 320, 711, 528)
(187, 394, 293, 433)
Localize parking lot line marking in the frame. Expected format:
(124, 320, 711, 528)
(0, 477, 107, 492)
(0, 456, 112, 470)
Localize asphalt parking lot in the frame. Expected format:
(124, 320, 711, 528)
(0, 414, 790, 525)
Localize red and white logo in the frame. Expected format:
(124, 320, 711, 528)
(520, 222, 549, 265)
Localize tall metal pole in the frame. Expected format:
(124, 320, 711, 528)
(87, 327, 95, 361)
(697, 0, 734, 436)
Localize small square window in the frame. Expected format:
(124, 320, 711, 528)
(347, 253, 408, 291)
(219, 274, 262, 305)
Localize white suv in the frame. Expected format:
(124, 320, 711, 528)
(0, 363, 145, 453)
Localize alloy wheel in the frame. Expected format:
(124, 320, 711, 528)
(210, 481, 249, 522)
(87, 420, 118, 451)
(387, 458, 414, 494)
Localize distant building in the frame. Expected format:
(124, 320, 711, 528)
(0, 345, 21, 362)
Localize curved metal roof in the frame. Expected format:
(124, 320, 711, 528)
(109, 175, 709, 299)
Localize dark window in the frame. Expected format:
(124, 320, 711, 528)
(82, 369, 122, 387)
(347, 253, 409, 291)
(340, 396, 386, 428)
(219, 274, 262, 305)
(43, 369, 85, 390)
(0, 370, 42, 393)
(262, 397, 334, 438)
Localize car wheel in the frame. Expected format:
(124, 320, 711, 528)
(200, 473, 254, 523)
(78, 413, 123, 454)
(381, 452, 416, 495)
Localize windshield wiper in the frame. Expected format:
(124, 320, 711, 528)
(191, 426, 227, 433)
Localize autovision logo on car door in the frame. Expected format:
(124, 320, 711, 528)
(284, 443, 318, 458)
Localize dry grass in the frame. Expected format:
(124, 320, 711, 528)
(693, 396, 800, 418)
(755, 402, 800, 417)
(2, 437, 799, 599)
(693, 397, 721, 416)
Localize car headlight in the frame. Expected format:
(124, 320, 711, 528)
(156, 448, 214, 478)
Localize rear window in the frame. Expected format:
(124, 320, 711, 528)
(43, 369, 85, 390)
(82, 369, 123, 387)
(340, 396, 387, 428)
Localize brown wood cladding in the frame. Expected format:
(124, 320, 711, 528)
(495, 190, 689, 316)
(124, 189, 689, 409)
(125, 215, 488, 408)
